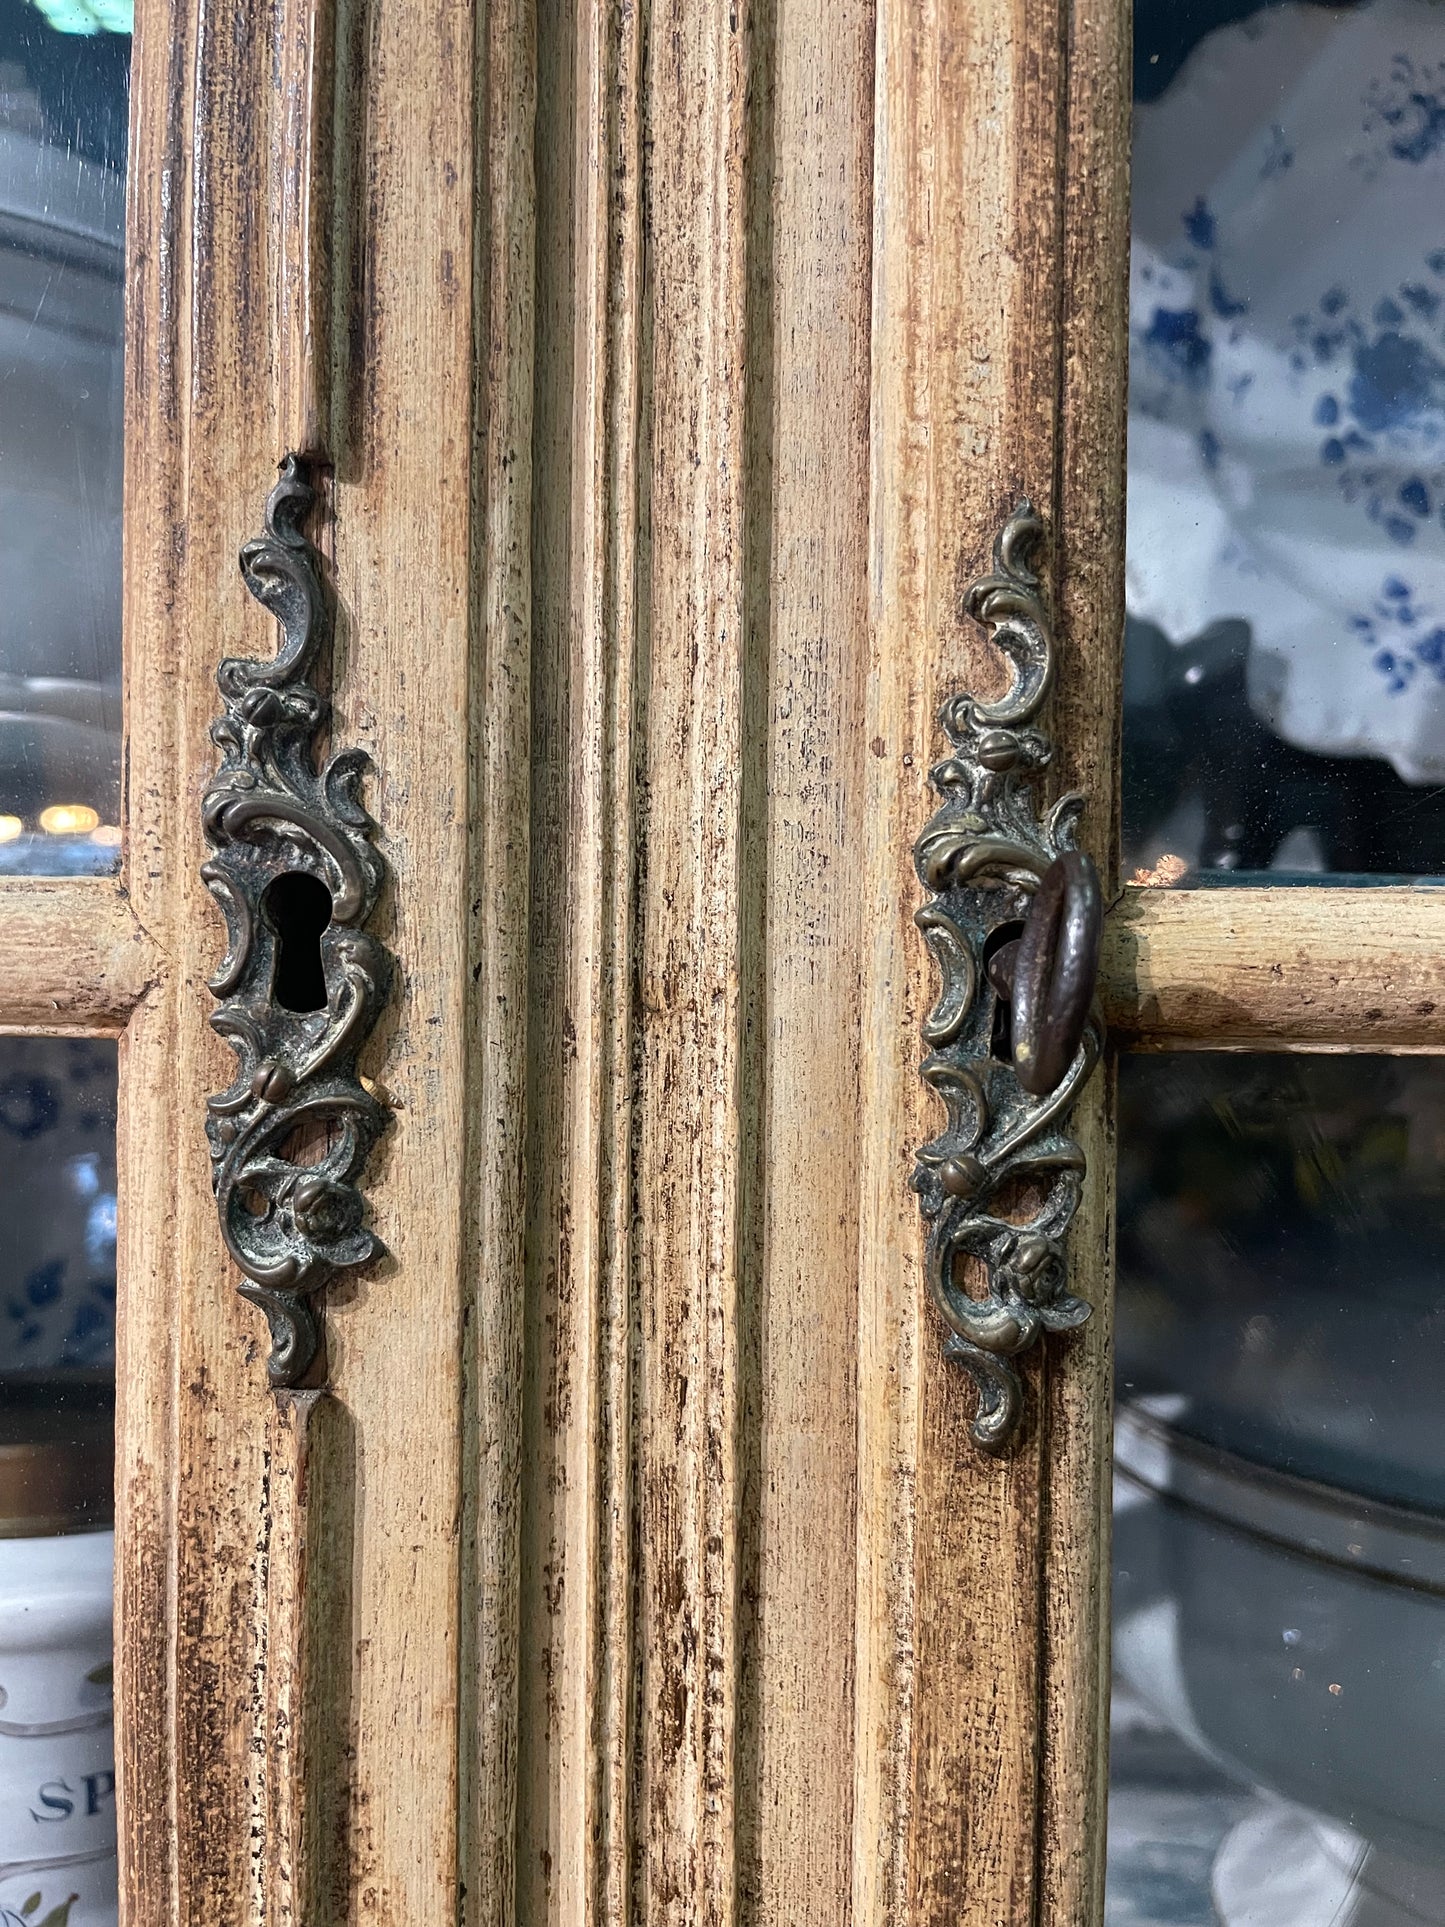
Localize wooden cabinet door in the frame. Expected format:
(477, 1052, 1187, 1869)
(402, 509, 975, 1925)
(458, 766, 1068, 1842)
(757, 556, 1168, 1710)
(113, 0, 532, 1916)
(82, 0, 1189, 1918)
(96, 0, 1135, 1918)
(92, 0, 1445, 1913)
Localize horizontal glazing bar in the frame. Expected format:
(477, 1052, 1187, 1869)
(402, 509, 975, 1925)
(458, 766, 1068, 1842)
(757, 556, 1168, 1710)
(1103, 885, 1445, 1050)
(0, 876, 156, 1032)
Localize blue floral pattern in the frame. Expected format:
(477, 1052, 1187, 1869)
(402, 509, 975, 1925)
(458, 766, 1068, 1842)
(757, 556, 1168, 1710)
(0, 1041, 116, 1373)
(1127, 0, 1445, 777)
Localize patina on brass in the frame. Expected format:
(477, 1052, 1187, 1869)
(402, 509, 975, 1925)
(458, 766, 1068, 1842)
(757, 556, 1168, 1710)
(202, 456, 392, 1388)
(911, 500, 1104, 1453)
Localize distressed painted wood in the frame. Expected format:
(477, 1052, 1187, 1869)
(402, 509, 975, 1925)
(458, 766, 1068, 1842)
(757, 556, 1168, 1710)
(98, 0, 1445, 1923)
(629, 10, 751, 1920)
(254, 1391, 354, 1927)
(271, 0, 335, 455)
(745, 7, 875, 1920)
(517, 0, 639, 1919)
(1102, 885, 1445, 1050)
(115, 0, 534, 1921)
(1036, 7, 1130, 1923)
(0, 876, 155, 1032)
(519, 0, 1127, 1920)
(520, 5, 882, 1923)
(861, 0, 1128, 1921)
(462, 1, 536, 1923)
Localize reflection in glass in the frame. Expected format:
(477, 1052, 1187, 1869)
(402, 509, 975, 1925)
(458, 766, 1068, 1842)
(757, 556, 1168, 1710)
(0, 1040, 118, 1927)
(1106, 1053, 1445, 1927)
(1125, 0, 1445, 881)
(0, 0, 128, 877)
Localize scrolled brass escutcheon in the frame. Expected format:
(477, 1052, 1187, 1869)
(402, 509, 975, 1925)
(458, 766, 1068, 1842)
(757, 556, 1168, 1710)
(202, 455, 393, 1388)
(911, 500, 1104, 1453)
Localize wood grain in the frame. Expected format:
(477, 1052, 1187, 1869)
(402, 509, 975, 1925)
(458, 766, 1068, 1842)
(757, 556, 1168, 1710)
(116, 0, 531, 1919)
(119, 0, 272, 1912)
(864, 0, 1128, 1920)
(0, 876, 155, 1032)
(271, 0, 335, 455)
(852, 5, 929, 1915)
(1036, 3, 1130, 1922)
(462, 1, 535, 1924)
(1103, 886, 1445, 1049)
(110, 0, 1445, 1920)
(631, 9, 750, 1920)
(518, 0, 637, 1915)
(866, 0, 1066, 1919)
(520, 6, 879, 1923)
(309, 0, 490, 1903)
(254, 1391, 356, 1927)
(740, 5, 873, 1922)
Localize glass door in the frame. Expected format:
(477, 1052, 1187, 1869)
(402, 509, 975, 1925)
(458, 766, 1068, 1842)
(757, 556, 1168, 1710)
(1106, 4, 1445, 1921)
(0, 5, 128, 1921)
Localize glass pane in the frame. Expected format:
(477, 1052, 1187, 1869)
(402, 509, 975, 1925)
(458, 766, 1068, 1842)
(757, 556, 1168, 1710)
(1106, 1053, 1445, 1925)
(0, 0, 128, 877)
(0, 1039, 118, 1927)
(1125, 0, 1445, 883)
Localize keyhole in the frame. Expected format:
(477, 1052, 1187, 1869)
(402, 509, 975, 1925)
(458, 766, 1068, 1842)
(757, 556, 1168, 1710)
(262, 872, 333, 1014)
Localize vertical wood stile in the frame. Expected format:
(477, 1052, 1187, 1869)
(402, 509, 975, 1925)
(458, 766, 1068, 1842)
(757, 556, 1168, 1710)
(864, 1, 1062, 1918)
(741, 2, 874, 1922)
(271, 0, 335, 455)
(305, 0, 482, 1901)
(907, 0, 1071, 1873)
(464, 0, 536, 1924)
(590, 11, 644, 1910)
(632, 6, 750, 1922)
(862, 0, 1125, 1921)
(118, 0, 535, 1916)
(851, 0, 931, 1911)
(520, 0, 639, 1917)
(256, 1392, 354, 1927)
(525, 3, 883, 1920)
(121, 0, 281, 1913)
(518, 0, 579, 1909)
(111, 0, 194, 1894)
(1036, 2, 1130, 1920)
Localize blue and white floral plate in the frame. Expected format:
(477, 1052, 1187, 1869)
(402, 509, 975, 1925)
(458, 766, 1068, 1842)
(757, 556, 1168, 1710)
(1129, 0, 1445, 783)
(0, 1042, 115, 1377)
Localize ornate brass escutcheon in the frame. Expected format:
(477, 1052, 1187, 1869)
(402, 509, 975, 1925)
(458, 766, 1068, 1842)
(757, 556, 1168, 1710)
(202, 456, 392, 1388)
(911, 501, 1105, 1452)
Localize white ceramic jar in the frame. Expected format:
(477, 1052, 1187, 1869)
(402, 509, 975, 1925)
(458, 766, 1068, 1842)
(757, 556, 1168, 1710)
(0, 1430, 114, 1927)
